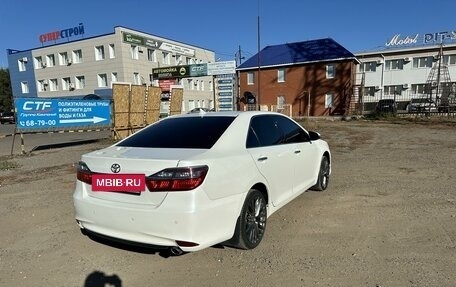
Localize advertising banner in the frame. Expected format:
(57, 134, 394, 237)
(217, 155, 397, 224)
(14, 98, 111, 132)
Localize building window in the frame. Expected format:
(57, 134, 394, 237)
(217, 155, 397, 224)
(186, 57, 192, 65)
(188, 100, 195, 110)
(277, 95, 285, 109)
(442, 54, 456, 65)
(384, 85, 403, 96)
(147, 49, 156, 62)
(278, 69, 286, 83)
(62, 77, 71, 90)
(46, 54, 55, 67)
(97, 74, 108, 87)
(75, 76, 85, 89)
(72, 49, 82, 63)
(111, 72, 118, 83)
(175, 54, 182, 65)
(131, 45, 139, 60)
(385, 59, 404, 70)
(21, 81, 29, 93)
(411, 83, 427, 95)
(209, 80, 213, 92)
(95, 46, 105, 61)
(59, 52, 69, 65)
(359, 61, 377, 72)
(326, 64, 336, 79)
(162, 52, 170, 65)
(325, 93, 334, 108)
(18, 58, 27, 71)
(37, 80, 47, 92)
(364, 86, 376, 97)
(133, 72, 140, 85)
(247, 72, 254, 85)
(34, 56, 44, 69)
(201, 80, 205, 91)
(49, 79, 58, 91)
(109, 44, 115, 59)
(413, 56, 433, 68)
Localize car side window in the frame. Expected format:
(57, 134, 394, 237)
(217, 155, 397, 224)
(275, 115, 309, 143)
(246, 115, 283, 148)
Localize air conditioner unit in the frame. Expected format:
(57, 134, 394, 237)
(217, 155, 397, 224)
(403, 57, 410, 62)
(67, 59, 72, 65)
(43, 80, 48, 85)
(375, 85, 382, 90)
(376, 59, 383, 65)
(41, 62, 47, 68)
(431, 81, 438, 87)
(402, 84, 409, 89)
(22, 57, 28, 63)
(69, 83, 75, 90)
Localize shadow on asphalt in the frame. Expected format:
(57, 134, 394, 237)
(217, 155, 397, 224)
(30, 139, 102, 152)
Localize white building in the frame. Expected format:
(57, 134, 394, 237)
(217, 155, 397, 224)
(355, 30, 456, 111)
(7, 25, 216, 112)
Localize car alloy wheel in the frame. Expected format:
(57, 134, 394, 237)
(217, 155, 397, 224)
(311, 156, 330, 191)
(234, 189, 267, 250)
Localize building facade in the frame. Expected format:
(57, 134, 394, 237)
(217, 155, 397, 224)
(7, 26, 216, 113)
(355, 31, 456, 112)
(237, 38, 358, 117)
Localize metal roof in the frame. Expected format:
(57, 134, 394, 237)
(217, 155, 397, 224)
(237, 38, 357, 70)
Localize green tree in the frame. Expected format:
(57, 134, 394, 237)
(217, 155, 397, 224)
(0, 68, 13, 112)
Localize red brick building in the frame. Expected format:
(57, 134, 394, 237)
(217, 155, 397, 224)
(237, 38, 358, 117)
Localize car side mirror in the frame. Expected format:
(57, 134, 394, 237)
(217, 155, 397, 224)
(309, 131, 321, 141)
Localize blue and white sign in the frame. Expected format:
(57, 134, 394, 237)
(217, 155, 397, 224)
(15, 98, 111, 131)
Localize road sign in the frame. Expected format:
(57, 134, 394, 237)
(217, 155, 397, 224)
(15, 98, 111, 131)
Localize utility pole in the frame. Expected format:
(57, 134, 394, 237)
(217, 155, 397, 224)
(257, 14, 261, 110)
(236, 45, 244, 66)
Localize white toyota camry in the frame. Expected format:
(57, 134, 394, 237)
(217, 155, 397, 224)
(73, 111, 331, 255)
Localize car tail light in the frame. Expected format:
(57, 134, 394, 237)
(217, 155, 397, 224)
(145, 166, 208, 192)
(76, 161, 93, 185)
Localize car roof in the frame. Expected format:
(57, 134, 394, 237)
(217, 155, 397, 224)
(169, 110, 284, 119)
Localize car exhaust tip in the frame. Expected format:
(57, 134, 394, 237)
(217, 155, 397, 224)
(169, 246, 184, 256)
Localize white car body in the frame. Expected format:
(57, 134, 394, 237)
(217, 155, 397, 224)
(73, 111, 331, 253)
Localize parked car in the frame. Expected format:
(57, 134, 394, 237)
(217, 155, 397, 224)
(375, 99, 397, 113)
(188, 107, 211, 114)
(438, 94, 456, 112)
(406, 98, 437, 113)
(73, 111, 331, 255)
(0, 111, 15, 124)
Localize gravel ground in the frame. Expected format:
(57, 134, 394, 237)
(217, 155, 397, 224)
(0, 118, 455, 287)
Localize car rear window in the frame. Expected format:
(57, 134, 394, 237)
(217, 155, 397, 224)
(117, 116, 236, 149)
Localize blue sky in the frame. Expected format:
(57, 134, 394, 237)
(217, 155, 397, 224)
(1, 0, 455, 68)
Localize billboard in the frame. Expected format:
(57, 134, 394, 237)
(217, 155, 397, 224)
(14, 98, 111, 132)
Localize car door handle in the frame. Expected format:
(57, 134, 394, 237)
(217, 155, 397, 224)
(294, 150, 301, 154)
(257, 156, 268, 162)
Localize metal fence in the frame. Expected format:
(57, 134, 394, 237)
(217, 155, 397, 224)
(349, 88, 456, 116)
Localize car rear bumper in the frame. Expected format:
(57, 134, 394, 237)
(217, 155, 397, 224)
(73, 181, 243, 252)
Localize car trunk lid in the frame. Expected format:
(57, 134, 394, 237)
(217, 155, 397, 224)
(80, 146, 207, 207)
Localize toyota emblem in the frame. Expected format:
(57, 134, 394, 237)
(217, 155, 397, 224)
(111, 163, 121, 173)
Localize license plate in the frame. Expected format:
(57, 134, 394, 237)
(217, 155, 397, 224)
(92, 174, 146, 192)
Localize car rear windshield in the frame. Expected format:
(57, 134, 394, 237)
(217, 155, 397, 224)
(117, 116, 236, 149)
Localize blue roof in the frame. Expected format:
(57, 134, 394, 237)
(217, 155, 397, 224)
(237, 38, 356, 70)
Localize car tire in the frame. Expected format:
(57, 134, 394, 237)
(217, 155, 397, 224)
(311, 156, 330, 191)
(228, 189, 267, 250)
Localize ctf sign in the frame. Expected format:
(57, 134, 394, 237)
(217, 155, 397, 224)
(15, 98, 111, 132)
